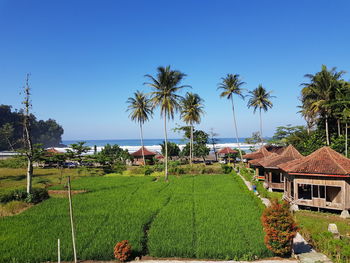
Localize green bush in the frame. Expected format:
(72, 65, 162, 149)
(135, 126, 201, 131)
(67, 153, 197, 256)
(113, 162, 126, 174)
(0, 156, 27, 168)
(0, 188, 49, 204)
(221, 164, 233, 174)
(144, 166, 153, 176)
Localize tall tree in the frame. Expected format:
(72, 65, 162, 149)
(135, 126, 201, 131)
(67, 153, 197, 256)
(126, 91, 153, 165)
(145, 66, 189, 181)
(218, 74, 245, 161)
(22, 74, 34, 194)
(301, 65, 345, 145)
(247, 85, 274, 146)
(180, 92, 204, 165)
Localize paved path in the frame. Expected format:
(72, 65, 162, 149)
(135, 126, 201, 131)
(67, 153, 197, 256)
(237, 172, 332, 263)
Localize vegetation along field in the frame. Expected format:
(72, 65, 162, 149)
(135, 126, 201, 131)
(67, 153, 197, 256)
(0, 173, 271, 262)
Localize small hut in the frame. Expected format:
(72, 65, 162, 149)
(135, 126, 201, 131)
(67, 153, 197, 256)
(280, 146, 350, 215)
(218, 147, 238, 163)
(259, 145, 303, 191)
(131, 147, 156, 165)
(248, 151, 278, 179)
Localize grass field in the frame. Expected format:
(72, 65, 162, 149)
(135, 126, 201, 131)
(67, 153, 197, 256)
(0, 173, 271, 262)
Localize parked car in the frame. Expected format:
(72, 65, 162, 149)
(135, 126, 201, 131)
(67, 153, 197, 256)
(63, 162, 78, 168)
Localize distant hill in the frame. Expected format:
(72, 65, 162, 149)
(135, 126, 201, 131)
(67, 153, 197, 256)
(0, 104, 64, 151)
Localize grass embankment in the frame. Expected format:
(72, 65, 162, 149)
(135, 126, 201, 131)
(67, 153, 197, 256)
(0, 173, 271, 262)
(239, 166, 283, 200)
(296, 210, 350, 262)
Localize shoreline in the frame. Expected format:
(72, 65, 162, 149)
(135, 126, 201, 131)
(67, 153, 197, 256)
(54, 142, 259, 154)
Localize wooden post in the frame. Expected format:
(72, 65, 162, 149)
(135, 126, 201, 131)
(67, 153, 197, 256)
(58, 239, 61, 263)
(68, 176, 77, 263)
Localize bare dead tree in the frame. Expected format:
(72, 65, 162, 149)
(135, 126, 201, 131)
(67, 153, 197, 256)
(22, 73, 34, 194)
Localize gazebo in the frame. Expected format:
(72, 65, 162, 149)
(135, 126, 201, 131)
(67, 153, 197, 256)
(259, 145, 303, 191)
(279, 146, 350, 216)
(131, 146, 156, 165)
(217, 147, 238, 163)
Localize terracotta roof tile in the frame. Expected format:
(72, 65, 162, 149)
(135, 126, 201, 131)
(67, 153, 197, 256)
(260, 145, 303, 168)
(243, 146, 273, 160)
(248, 153, 279, 166)
(218, 147, 238, 154)
(278, 146, 350, 176)
(131, 146, 156, 157)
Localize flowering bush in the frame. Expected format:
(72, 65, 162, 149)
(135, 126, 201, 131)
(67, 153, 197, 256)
(114, 240, 132, 262)
(261, 199, 298, 256)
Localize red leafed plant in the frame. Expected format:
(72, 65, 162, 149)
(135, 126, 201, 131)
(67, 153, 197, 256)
(261, 199, 298, 256)
(114, 240, 132, 262)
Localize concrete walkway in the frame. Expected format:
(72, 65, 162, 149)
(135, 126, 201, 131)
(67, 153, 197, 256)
(237, 172, 332, 263)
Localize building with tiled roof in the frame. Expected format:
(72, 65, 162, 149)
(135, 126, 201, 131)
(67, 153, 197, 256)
(217, 147, 238, 163)
(131, 146, 157, 165)
(280, 146, 350, 214)
(259, 145, 303, 191)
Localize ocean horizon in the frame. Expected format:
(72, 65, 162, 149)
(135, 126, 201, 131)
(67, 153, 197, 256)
(62, 138, 250, 147)
(59, 138, 263, 154)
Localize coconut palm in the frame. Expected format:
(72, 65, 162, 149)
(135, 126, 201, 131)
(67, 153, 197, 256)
(301, 65, 345, 145)
(247, 85, 274, 146)
(145, 66, 189, 181)
(126, 91, 153, 165)
(180, 92, 205, 165)
(218, 74, 245, 161)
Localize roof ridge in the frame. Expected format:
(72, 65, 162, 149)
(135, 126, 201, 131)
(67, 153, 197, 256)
(325, 147, 348, 174)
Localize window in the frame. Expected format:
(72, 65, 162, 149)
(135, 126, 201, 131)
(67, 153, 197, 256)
(298, 184, 312, 200)
(312, 185, 319, 198)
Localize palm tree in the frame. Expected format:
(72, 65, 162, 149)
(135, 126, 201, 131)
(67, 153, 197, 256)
(126, 91, 153, 165)
(218, 74, 245, 161)
(145, 66, 189, 181)
(180, 92, 204, 165)
(301, 65, 345, 145)
(247, 85, 274, 146)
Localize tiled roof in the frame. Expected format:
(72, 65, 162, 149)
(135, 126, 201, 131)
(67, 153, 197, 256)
(243, 146, 272, 160)
(260, 145, 303, 169)
(278, 146, 350, 176)
(248, 153, 279, 166)
(131, 146, 156, 157)
(218, 147, 238, 154)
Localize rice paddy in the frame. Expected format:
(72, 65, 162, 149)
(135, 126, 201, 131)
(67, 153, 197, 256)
(0, 173, 271, 262)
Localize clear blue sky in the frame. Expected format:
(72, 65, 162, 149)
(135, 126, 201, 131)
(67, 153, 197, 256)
(1, 0, 349, 140)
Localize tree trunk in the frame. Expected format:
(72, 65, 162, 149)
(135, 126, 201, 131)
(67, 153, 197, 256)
(23, 74, 33, 194)
(164, 117, 168, 181)
(325, 115, 330, 146)
(231, 97, 243, 161)
(338, 119, 341, 137)
(139, 123, 146, 166)
(346, 122, 348, 158)
(190, 124, 193, 165)
(259, 108, 263, 147)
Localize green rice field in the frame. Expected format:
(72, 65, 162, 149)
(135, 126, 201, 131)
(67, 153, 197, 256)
(0, 173, 271, 262)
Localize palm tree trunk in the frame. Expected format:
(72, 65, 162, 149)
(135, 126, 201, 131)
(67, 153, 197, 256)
(139, 123, 145, 166)
(230, 97, 243, 161)
(190, 124, 193, 165)
(338, 119, 341, 136)
(259, 108, 263, 147)
(325, 115, 330, 146)
(345, 122, 348, 157)
(164, 117, 168, 181)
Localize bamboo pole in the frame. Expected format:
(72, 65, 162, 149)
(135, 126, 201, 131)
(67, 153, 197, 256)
(58, 239, 61, 263)
(67, 176, 77, 263)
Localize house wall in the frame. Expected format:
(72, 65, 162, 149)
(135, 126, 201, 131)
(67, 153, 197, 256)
(284, 174, 350, 210)
(265, 168, 284, 191)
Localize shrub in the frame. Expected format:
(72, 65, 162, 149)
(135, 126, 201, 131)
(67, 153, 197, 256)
(0, 156, 27, 168)
(221, 164, 233, 174)
(144, 166, 153, 176)
(27, 188, 50, 204)
(113, 162, 126, 174)
(261, 199, 298, 256)
(114, 240, 132, 262)
(0, 188, 49, 204)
